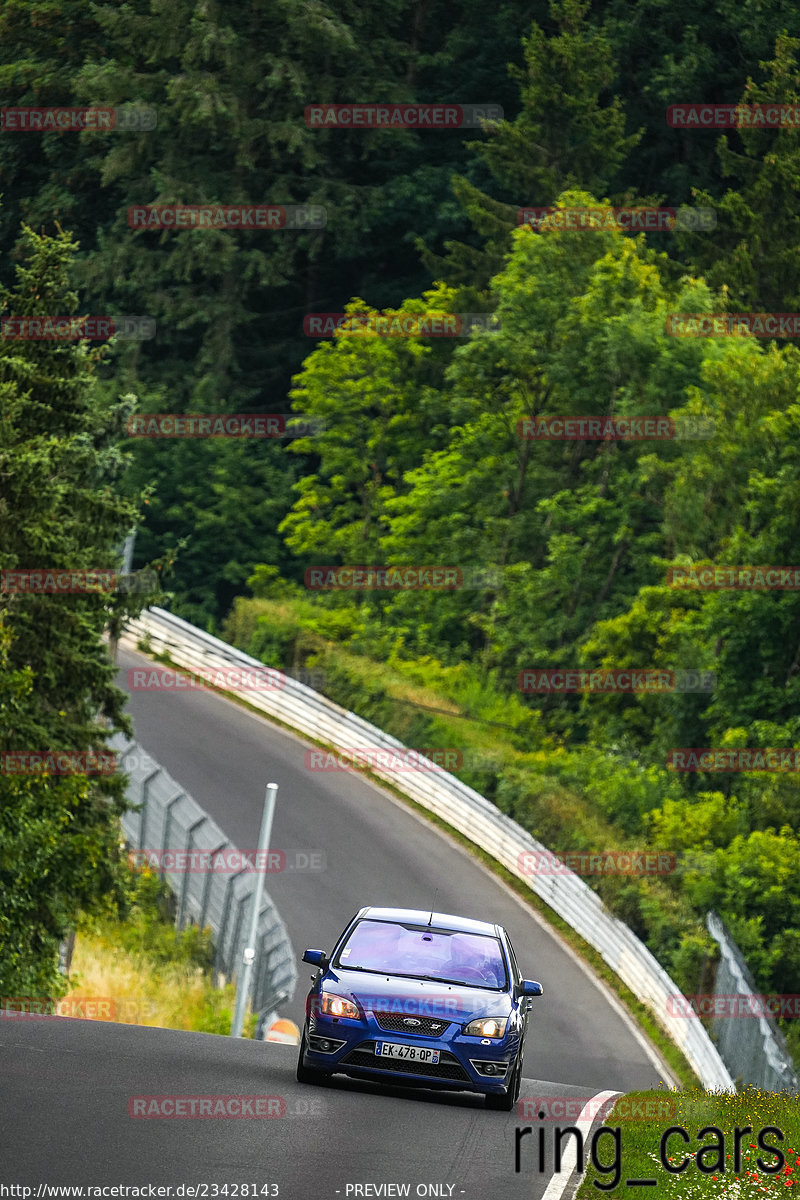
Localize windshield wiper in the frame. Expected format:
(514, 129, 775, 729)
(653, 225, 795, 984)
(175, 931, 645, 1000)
(333, 964, 384, 973)
(392, 972, 493, 988)
(407, 973, 459, 985)
(422, 973, 506, 989)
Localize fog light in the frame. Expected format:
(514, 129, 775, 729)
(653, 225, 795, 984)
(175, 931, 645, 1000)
(309, 1034, 346, 1054)
(484, 1062, 497, 1075)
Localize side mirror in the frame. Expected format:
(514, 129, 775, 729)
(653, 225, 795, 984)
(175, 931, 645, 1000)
(302, 949, 329, 969)
(516, 979, 543, 999)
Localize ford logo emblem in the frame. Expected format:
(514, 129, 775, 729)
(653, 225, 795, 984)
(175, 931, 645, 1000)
(404, 1018, 421, 1026)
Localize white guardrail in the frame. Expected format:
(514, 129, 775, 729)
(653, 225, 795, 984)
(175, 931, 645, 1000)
(119, 606, 735, 1091)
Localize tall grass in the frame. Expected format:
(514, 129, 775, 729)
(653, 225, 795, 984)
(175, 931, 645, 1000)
(66, 867, 257, 1037)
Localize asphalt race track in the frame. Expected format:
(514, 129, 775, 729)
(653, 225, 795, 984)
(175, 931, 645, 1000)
(1, 1016, 631, 1197)
(0, 644, 676, 1198)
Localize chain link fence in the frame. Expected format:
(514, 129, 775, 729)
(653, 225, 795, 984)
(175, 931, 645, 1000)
(707, 912, 799, 1094)
(110, 732, 297, 1025)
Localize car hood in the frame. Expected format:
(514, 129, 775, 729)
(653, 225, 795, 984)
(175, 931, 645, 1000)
(324, 967, 512, 1022)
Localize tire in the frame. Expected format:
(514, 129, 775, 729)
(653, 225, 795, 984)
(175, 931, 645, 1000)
(485, 1053, 522, 1112)
(295, 1029, 331, 1085)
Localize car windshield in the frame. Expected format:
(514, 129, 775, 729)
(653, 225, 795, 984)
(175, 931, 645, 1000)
(334, 919, 508, 988)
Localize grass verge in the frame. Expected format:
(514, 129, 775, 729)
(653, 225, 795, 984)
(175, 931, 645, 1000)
(569, 1087, 800, 1195)
(66, 867, 257, 1037)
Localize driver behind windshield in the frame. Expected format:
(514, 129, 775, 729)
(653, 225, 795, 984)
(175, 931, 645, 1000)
(442, 934, 502, 986)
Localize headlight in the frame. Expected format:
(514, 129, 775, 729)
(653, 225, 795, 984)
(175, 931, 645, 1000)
(319, 993, 361, 1020)
(463, 1016, 508, 1038)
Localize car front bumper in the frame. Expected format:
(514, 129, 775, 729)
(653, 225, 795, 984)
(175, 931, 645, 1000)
(304, 1012, 520, 1095)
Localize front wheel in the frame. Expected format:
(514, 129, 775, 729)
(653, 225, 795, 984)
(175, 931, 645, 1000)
(485, 1053, 522, 1112)
(295, 1029, 331, 1085)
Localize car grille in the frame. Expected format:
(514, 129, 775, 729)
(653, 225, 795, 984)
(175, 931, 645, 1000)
(342, 1044, 469, 1081)
(372, 1012, 452, 1036)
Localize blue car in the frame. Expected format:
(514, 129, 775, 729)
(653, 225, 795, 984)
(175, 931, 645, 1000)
(296, 905, 543, 1110)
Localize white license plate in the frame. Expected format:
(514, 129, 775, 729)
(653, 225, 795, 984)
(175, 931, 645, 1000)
(375, 1042, 440, 1064)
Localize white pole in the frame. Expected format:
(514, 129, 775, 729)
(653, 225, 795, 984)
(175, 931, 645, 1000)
(231, 782, 278, 1037)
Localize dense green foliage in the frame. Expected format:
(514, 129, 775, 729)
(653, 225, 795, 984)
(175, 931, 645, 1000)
(0, 227, 153, 994)
(4, 0, 800, 626)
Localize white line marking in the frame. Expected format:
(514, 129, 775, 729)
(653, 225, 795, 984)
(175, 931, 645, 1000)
(540, 1089, 621, 1200)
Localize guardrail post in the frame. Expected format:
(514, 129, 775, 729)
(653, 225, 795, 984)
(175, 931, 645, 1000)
(199, 841, 228, 929)
(138, 768, 161, 851)
(216, 868, 248, 977)
(160, 790, 186, 877)
(179, 816, 207, 928)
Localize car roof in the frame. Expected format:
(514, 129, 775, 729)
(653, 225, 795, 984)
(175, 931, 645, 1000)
(357, 906, 502, 938)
